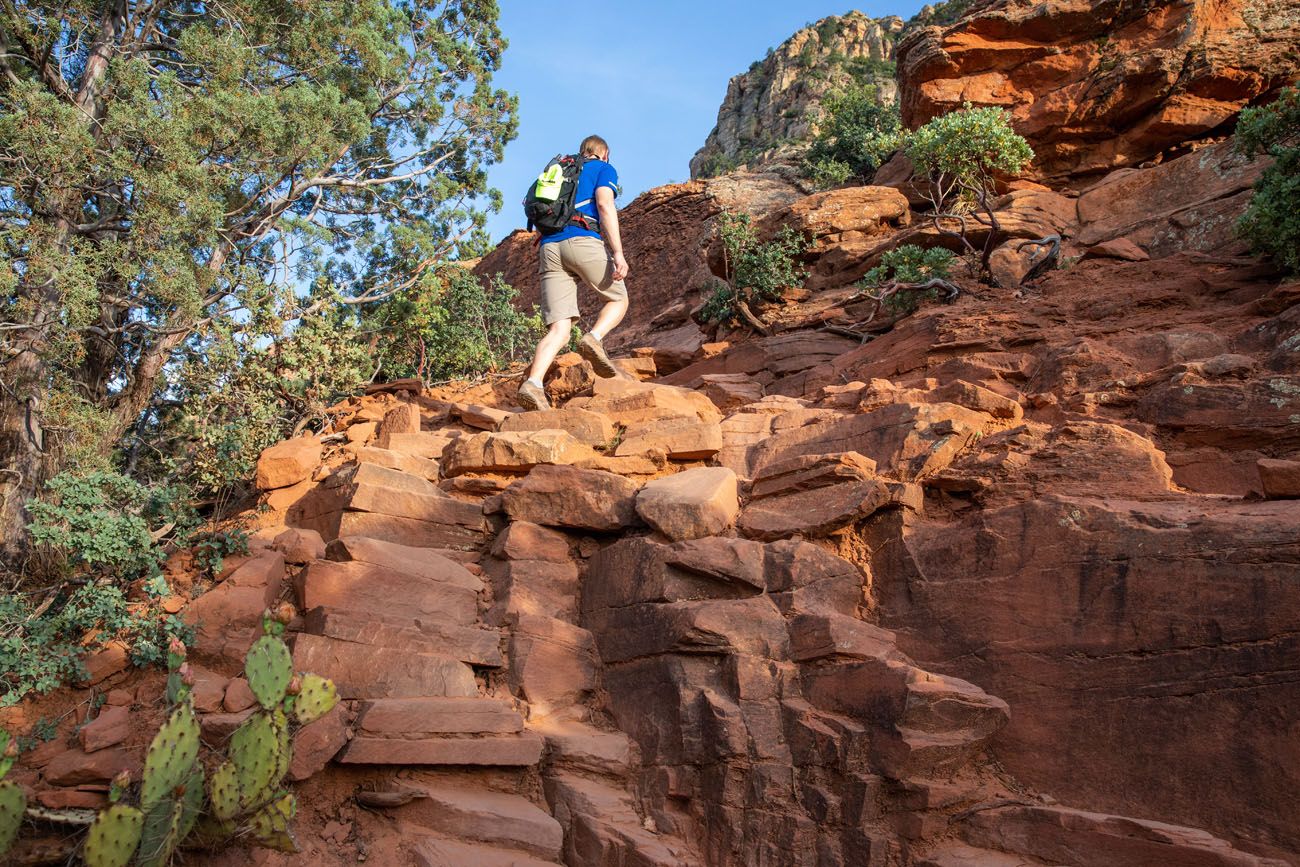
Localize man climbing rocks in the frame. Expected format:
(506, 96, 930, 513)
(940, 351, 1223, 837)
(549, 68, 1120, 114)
(517, 135, 629, 411)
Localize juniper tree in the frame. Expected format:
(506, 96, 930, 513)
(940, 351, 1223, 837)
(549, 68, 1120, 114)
(0, 1, 517, 562)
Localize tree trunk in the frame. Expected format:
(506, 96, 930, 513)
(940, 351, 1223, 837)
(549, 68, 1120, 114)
(0, 349, 53, 571)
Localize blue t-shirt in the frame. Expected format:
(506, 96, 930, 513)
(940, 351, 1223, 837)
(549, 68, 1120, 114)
(540, 158, 620, 244)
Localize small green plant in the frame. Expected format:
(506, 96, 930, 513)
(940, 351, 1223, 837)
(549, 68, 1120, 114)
(69, 609, 338, 863)
(192, 529, 251, 579)
(803, 84, 902, 189)
(906, 103, 1035, 279)
(700, 211, 809, 333)
(816, 18, 842, 44)
(858, 245, 958, 315)
(0, 583, 192, 707)
(0, 730, 24, 856)
(1235, 86, 1300, 274)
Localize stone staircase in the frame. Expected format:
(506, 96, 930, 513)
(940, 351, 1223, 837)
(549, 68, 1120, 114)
(239, 375, 1290, 866)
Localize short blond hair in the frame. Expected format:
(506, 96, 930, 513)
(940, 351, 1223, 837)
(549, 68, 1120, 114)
(580, 134, 609, 159)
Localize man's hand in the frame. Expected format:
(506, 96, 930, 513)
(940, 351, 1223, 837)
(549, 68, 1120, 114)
(612, 251, 629, 282)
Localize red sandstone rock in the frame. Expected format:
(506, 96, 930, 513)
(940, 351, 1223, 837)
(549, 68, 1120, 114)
(1257, 458, 1300, 499)
(287, 703, 352, 782)
(36, 789, 109, 810)
(43, 747, 137, 786)
(326, 535, 483, 591)
(502, 465, 641, 532)
(498, 407, 617, 447)
(442, 429, 595, 476)
(79, 640, 130, 686)
(1083, 238, 1151, 262)
(356, 445, 441, 481)
(635, 467, 739, 541)
(490, 521, 571, 563)
(295, 559, 479, 626)
(897, 0, 1300, 181)
(255, 436, 321, 490)
(290, 633, 478, 699)
(77, 705, 131, 753)
(374, 401, 421, 447)
(223, 678, 256, 713)
(271, 527, 327, 564)
(394, 784, 564, 860)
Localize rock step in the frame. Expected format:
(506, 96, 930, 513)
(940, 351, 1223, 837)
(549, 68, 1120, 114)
(532, 721, 633, 778)
(355, 697, 524, 736)
(302, 608, 503, 667)
(290, 633, 477, 699)
(915, 843, 1047, 867)
(326, 535, 482, 581)
(338, 732, 544, 766)
(543, 770, 696, 866)
(391, 783, 564, 860)
(294, 559, 479, 626)
(410, 835, 561, 867)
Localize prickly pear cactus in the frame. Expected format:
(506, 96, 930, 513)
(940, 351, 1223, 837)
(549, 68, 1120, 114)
(136, 795, 184, 867)
(209, 760, 241, 822)
(83, 803, 144, 867)
(0, 731, 24, 856)
(0, 779, 25, 856)
(245, 634, 293, 709)
(248, 791, 299, 853)
(139, 702, 200, 811)
(294, 673, 339, 725)
(230, 711, 279, 810)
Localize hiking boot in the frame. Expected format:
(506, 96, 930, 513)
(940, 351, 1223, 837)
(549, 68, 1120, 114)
(577, 333, 619, 378)
(516, 380, 551, 412)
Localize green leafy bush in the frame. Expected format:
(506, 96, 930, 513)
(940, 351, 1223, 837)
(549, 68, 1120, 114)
(1235, 86, 1300, 274)
(700, 211, 808, 331)
(27, 471, 195, 581)
(859, 245, 957, 314)
(803, 84, 902, 189)
(905, 103, 1034, 277)
(371, 268, 544, 383)
(0, 583, 191, 707)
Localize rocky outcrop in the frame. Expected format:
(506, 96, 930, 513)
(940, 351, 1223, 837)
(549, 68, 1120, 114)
(896, 0, 1300, 181)
(690, 11, 904, 179)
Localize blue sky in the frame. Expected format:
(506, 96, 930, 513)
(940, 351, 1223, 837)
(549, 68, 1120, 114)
(481, 2, 927, 246)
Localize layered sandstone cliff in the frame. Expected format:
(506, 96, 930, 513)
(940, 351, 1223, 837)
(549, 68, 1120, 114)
(690, 11, 904, 179)
(897, 0, 1300, 181)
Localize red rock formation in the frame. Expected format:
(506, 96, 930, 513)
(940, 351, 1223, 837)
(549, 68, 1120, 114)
(896, 0, 1300, 181)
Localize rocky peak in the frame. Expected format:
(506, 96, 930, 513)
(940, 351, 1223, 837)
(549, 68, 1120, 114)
(690, 11, 903, 179)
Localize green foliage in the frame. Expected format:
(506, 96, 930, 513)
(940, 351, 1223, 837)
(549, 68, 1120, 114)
(368, 268, 543, 382)
(192, 529, 250, 580)
(816, 18, 843, 44)
(804, 84, 903, 188)
(0, 1, 517, 558)
(844, 56, 897, 84)
(0, 777, 24, 857)
(0, 583, 190, 707)
(859, 245, 956, 314)
(905, 104, 1034, 277)
(908, 0, 979, 28)
(700, 212, 809, 327)
(27, 471, 194, 580)
(1235, 87, 1300, 274)
(906, 104, 1034, 197)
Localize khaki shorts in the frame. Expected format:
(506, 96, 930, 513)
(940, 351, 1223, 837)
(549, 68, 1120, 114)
(538, 235, 628, 325)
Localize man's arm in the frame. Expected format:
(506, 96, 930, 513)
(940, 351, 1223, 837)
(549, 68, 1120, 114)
(595, 186, 628, 281)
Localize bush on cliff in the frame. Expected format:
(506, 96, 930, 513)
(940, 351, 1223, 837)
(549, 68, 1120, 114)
(857, 244, 957, 315)
(1236, 86, 1300, 274)
(905, 103, 1034, 279)
(804, 84, 902, 188)
(700, 211, 808, 334)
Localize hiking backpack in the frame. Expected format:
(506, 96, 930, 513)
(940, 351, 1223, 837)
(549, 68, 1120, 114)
(523, 153, 594, 235)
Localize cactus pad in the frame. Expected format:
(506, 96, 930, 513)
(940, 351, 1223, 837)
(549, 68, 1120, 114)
(272, 708, 293, 783)
(294, 673, 338, 725)
(178, 764, 204, 841)
(83, 803, 144, 867)
(249, 792, 299, 853)
(245, 635, 293, 709)
(136, 796, 183, 867)
(0, 779, 26, 856)
(140, 702, 200, 811)
(209, 760, 241, 821)
(231, 711, 279, 810)
(0, 730, 14, 780)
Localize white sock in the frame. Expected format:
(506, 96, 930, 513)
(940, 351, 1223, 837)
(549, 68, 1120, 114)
(588, 329, 605, 342)
(525, 377, 543, 388)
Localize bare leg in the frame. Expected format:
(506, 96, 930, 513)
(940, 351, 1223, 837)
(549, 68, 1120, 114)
(527, 317, 574, 384)
(588, 297, 628, 342)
